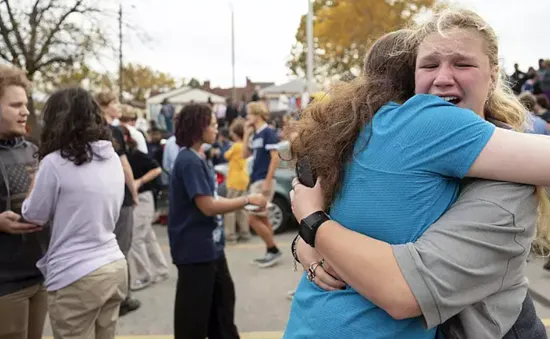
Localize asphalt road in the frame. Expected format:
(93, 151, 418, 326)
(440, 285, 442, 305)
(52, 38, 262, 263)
(42, 226, 550, 338)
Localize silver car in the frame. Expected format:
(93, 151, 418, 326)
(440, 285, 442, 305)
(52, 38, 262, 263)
(214, 156, 296, 234)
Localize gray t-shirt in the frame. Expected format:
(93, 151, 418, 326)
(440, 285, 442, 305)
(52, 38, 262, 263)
(392, 179, 538, 338)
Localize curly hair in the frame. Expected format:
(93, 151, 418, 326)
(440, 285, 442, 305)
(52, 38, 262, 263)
(39, 87, 113, 165)
(0, 65, 31, 98)
(175, 104, 212, 147)
(290, 30, 416, 207)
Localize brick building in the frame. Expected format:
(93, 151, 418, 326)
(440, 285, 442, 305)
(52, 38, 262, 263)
(201, 77, 274, 102)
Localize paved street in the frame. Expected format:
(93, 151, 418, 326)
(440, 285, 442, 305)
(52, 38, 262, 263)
(43, 225, 550, 338)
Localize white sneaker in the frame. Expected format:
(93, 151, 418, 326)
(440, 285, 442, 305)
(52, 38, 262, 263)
(130, 279, 151, 291)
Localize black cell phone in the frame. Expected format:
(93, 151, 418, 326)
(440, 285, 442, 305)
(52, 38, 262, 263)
(296, 156, 317, 188)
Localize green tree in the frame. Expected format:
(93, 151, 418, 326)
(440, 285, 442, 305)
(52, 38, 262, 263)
(36, 61, 114, 94)
(187, 78, 202, 89)
(0, 0, 132, 137)
(121, 63, 176, 103)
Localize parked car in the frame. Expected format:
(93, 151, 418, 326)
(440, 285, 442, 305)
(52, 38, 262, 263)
(214, 156, 296, 234)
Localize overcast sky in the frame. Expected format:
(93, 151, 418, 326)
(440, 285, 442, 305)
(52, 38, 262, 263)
(112, 0, 550, 88)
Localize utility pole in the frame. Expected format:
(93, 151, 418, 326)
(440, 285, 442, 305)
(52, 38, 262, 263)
(118, 4, 123, 102)
(230, 3, 236, 102)
(306, 0, 314, 96)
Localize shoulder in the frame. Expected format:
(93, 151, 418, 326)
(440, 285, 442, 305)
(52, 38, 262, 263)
(375, 94, 483, 128)
(17, 140, 39, 163)
(232, 142, 242, 151)
(401, 94, 479, 119)
(131, 150, 149, 161)
(109, 125, 123, 136)
(175, 150, 202, 168)
(263, 127, 280, 142)
(459, 179, 537, 214)
(23, 140, 38, 153)
(39, 152, 62, 172)
(266, 127, 278, 136)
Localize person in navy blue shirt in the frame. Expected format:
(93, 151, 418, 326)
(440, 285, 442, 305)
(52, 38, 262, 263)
(208, 127, 232, 166)
(242, 102, 282, 268)
(168, 104, 266, 339)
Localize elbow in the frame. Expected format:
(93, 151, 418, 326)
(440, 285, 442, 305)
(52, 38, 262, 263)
(21, 207, 47, 226)
(386, 300, 421, 320)
(202, 209, 216, 217)
(195, 196, 218, 216)
(197, 204, 217, 217)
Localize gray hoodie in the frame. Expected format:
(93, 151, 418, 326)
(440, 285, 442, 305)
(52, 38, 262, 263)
(0, 138, 49, 296)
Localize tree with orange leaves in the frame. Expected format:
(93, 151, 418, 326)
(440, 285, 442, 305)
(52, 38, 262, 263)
(287, 0, 435, 81)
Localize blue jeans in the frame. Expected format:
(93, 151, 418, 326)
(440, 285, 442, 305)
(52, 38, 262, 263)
(440, 293, 547, 339)
(502, 293, 547, 339)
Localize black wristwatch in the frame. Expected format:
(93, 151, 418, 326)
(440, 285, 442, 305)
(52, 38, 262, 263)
(299, 211, 331, 248)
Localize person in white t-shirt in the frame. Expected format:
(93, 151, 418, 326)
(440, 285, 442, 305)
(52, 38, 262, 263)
(119, 105, 148, 154)
(278, 92, 289, 111)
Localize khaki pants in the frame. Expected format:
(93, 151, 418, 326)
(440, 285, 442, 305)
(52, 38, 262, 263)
(128, 191, 169, 286)
(47, 259, 128, 339)
(0, 284, 47, 339)
(224, 188, 251, 242)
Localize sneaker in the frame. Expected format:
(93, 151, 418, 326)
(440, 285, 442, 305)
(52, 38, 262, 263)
(153, 273, 169, 284)
(130, 280, 151, 291)
(119, 298, 141, 317)
(238, 235, 251, 243)
(250, 255, 265, 264)
(226, 238, 238, 246)
(256, 251, 282, 268)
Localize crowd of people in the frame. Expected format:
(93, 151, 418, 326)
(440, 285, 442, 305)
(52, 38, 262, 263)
(0, 59, 288, 338)
(2, 4, 550, 339)
(509, 61, 550, 136)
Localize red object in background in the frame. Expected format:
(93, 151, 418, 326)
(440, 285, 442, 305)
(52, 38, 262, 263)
(157, 215, 168, 225)
(216, 172, 225, 185)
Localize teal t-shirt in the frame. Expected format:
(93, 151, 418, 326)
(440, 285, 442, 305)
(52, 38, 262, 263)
(284, 94, 496, 339)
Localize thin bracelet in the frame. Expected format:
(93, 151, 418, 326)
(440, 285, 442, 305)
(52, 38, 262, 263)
(291, 234, 301, 271)
(244, 195, 250, 205)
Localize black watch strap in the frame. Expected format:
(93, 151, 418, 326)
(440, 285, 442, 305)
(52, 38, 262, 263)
(299, 211, 330, 247)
